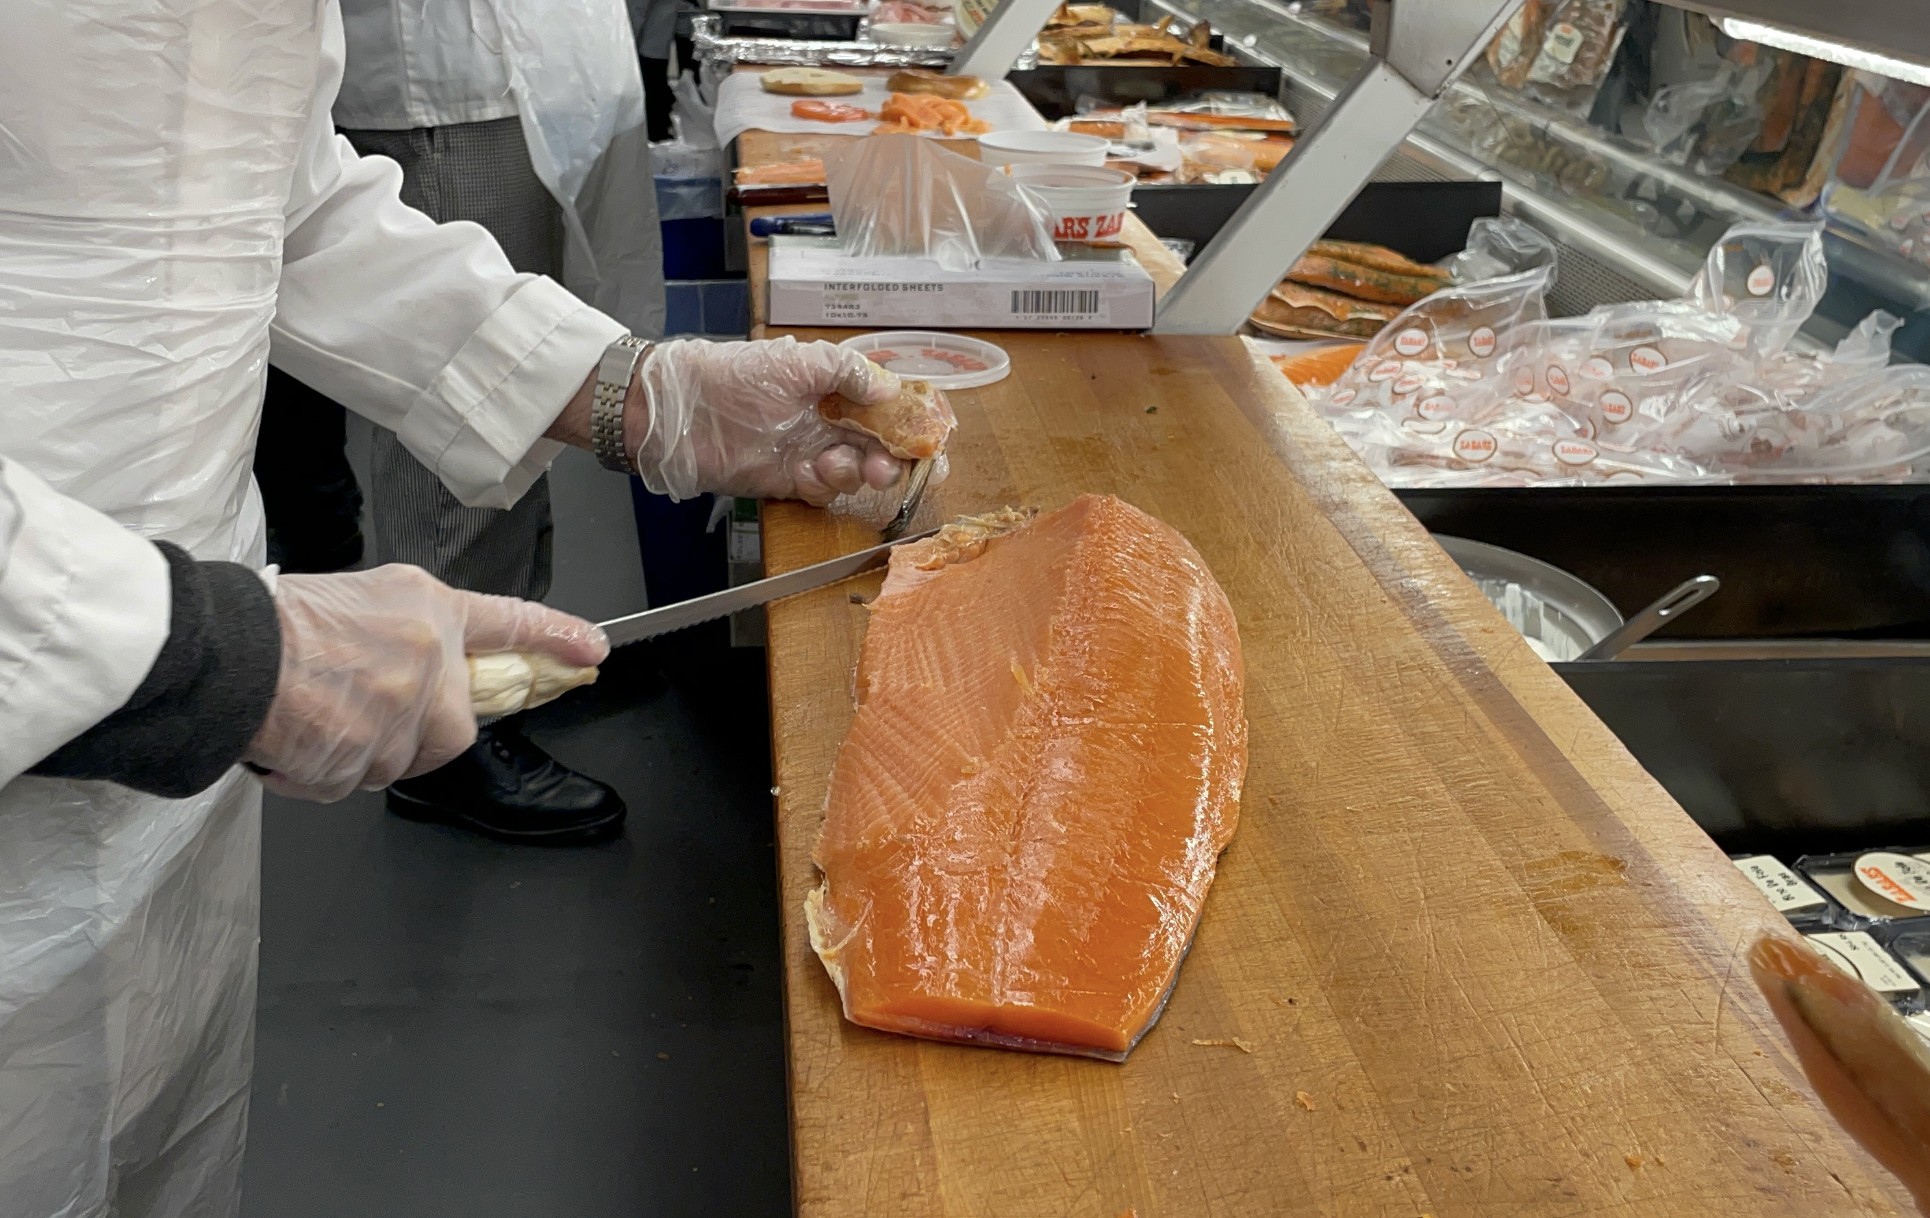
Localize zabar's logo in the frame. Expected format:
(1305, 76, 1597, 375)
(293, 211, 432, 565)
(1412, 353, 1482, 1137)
(1861, 864, 1921, 904)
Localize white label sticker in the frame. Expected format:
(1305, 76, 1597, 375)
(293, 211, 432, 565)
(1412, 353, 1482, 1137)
(1808, 932, 1921, 994)
(1447, 366, 1483, 381)
(1329, 387, 1358, 406)
(1513, 367, 1535, 396)
(1393, 327, 1429, 358)
(1629, 345, 1667, 374)
(1417, 394, 1455, 420)
(1368, 359, 1402, 383)
(1400, 418, 1447, 435)
(1393, 372, 1425, 396)
(1552, 438, 1597, 466)
(1746, 263, 1776, 296)
(1598, 390, 1634, 424)
(1452, 429, 1498, 463)
(1581, 356, 1614, 381)
(1577, 418, 1596, 440)
(1733, 855, 1828, 913)
(1546, 364, 1572, 396)
(1469, 326, 1497, 358)
(1542, 21, 1583, 63)
(1855, 852, 1930, 909)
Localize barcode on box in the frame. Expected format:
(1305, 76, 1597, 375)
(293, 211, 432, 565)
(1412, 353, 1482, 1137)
(1011, 289, 1100, 315)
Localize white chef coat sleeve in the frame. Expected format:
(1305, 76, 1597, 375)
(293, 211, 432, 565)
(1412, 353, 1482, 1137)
(269, 2, 627, 510)
(0, 459, 170, 789)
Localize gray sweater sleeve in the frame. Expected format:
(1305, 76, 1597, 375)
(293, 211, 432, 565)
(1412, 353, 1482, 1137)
(28, 541, 282, 798)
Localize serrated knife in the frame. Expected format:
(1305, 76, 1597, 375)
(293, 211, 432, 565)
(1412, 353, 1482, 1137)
(466, 527, 937, 714)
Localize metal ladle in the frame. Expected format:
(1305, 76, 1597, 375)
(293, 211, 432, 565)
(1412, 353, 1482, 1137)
(1577, 575, 1721, 661)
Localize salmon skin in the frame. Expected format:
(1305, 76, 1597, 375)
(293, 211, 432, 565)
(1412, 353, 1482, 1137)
(807, 495, 1247, 1060)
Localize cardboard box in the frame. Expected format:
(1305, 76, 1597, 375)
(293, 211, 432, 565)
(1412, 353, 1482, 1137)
(768, 237, 1155, 330)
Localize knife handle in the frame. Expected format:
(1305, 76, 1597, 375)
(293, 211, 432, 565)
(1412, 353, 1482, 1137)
(466, 651, 601, 719)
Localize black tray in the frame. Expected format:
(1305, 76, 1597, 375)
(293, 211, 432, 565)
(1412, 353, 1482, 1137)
(712, 7, 865, 39)
(1132, 179, 1502, 264)
(1401, 485, 1930, 639)
(1005, 64, 1283, 121)
(1558, 657, 1930, 857)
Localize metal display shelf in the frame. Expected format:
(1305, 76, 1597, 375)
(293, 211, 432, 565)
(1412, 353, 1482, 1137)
(1141, 0, 1930, 352)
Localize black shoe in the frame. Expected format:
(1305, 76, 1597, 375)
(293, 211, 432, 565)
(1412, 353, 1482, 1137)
(387, 721, 627, 846)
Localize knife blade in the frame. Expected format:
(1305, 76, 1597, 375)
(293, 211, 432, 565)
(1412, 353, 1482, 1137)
(464, 526, 939, 717)
(597, 525, 938, 647)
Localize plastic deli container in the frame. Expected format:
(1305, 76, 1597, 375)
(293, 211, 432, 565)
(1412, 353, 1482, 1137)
(839, 331, 1011, 390)
(977, 130, 1109, 168)
(869, 21, 957, 46)
(1008, 163, 1135, 243)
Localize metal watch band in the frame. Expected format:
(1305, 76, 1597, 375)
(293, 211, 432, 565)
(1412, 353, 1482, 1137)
(592, 336, 651, 473)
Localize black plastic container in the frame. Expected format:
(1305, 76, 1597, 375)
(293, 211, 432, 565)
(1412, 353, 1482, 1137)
(1402, 486, 1930, 639)
(712, 6, 865, 39)
(1556, 657, 1930, 857)
(1005, 64, 1283, 120)
(1132, 179, 1502, 264)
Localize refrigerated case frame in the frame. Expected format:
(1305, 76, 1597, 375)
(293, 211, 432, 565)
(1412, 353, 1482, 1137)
(947, 0, 1930, 338)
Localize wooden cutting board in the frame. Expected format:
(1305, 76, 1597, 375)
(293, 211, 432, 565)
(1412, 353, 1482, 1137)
(738, 131, 1912, 1216)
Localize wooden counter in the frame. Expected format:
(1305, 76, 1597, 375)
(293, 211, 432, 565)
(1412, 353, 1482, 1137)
(737, 128, 1911, 1215)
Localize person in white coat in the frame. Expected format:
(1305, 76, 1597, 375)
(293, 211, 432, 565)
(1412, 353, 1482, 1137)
(0, 1, 908, 1213)
(257, 0, 668, 845)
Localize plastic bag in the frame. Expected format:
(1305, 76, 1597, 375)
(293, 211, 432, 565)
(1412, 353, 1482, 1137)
(671, 71, 721, 149)
(1690, 220, 1828, 356)
(826, 134, 1059, 270)
(1439, 215, 1560, 283)
(1642, 58, 1771, 176)
(1313, 264, 1556, 475)
(1176, 133, 1260, 184)
(1311, 215, 1921, 488)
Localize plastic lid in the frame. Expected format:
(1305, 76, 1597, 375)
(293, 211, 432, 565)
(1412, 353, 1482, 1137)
(840, 331, 1010, 390)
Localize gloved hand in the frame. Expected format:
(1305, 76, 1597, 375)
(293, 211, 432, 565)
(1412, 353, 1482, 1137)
(244, 565, 608, 803)
(628, 336, 918, 505)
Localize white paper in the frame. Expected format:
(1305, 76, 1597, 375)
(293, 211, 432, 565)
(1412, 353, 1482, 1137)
(1808, 931, 1921, 994)
(770, 244, 1154, 329)
(715, 70, 1048, 149)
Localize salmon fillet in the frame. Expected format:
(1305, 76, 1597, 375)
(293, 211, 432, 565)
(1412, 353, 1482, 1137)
(807, 495, 1246, 1059)
(816, 373, 956, 460)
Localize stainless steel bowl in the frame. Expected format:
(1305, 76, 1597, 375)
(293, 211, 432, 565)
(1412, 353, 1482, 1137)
(1434, 534, 1624, 660)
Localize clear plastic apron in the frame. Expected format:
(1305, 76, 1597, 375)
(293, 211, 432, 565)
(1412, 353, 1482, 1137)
(0, 0, 323, 1212)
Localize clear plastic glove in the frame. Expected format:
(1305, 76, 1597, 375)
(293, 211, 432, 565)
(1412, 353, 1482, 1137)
(628, 336, 914, 505)
(244, 565, 608, 803)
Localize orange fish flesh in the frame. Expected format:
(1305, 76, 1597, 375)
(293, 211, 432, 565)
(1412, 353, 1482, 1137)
(807, 495, 1247, 1059)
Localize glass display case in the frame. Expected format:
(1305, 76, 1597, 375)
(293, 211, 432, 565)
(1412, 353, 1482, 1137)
(1142, 0, 1930, 359)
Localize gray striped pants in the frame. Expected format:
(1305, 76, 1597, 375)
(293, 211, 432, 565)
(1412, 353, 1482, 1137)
(342, 117, 566, 600)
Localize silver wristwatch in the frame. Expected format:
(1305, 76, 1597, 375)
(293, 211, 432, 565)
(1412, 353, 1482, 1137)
(591, 335, 651, 473)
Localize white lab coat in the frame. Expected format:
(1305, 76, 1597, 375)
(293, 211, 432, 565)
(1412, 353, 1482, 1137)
(0, 2, 625, 1213)
(334, 0, 667, 338)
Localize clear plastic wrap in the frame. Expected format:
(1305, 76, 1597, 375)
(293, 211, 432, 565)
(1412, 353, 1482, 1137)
(825, 134, 1059, 270)
(1689, 220, 1828, 356)
(1439, 214, 1559, 283)
(807, 496, 1244, 1059)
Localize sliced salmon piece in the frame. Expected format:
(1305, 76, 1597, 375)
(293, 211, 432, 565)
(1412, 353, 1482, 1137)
(733, 158, 827, 186)
(791, 99, 873, 123)
(807, 495, 1246, 1059)
(1270, 342, 1366, 388)
(816, 372, 956, 460)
